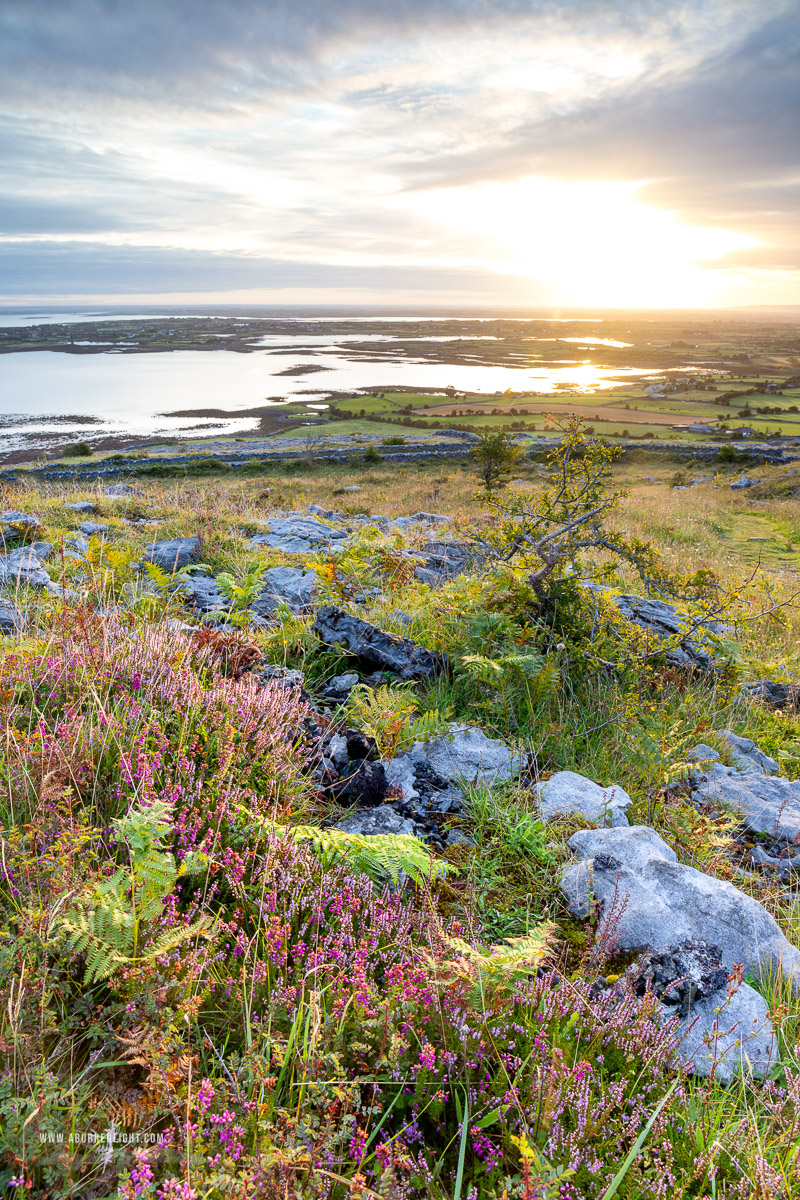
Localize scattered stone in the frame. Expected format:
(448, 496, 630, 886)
(740, 680, 800, 710)
(413, 541, 483, 586)
(346, 729, 379, 761)
(0, 599, 24, 634)
(143, 536, 201, 572)
(534, 771, 631, 827)
(307, 504, 343, 519)
(173, 574, 229, 614)
(251, 566, 318, 617)
(686, 744, 720, 764)
(692, 763, 800, 842)
(79, 521, 109, 536)
(104, 483, 137, 497)
(0, 547, 52, 588)
(560, 825, 800, 987)
(249, 515, 348, 555)
(65, 536, 90, 555)
(334, 805, 416, 837)
(718, 730, 779, 775)
(257, 664, 305, 690)
(750, 845, 800, 875)
(731, 477, 752, 489)
(1, 510, 40, 539)
(342, 485, 362, 492)
(629, 941, 775, 1083)
(65, 501, 95, 513)
(409, 724, 523, 786)
(584, 585, 725, 671)
(313, 605, 447, 681)
(446, 828, 476, 848)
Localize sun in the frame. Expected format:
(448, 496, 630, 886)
(405, 177, 757, 307)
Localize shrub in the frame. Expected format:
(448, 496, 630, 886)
(62, 441, 93, 457)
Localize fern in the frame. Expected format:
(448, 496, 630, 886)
(286, 824, 452, 886)
(52, 799, 213, 983)
(438, 925, 556, 1009)
(345, 684, 452, 757)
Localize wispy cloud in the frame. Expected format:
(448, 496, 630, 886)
(0, 0, 796, 305)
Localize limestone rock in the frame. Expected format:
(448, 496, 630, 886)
(79, 521, 109, 536)
(534, 771, 631, 826)
(718, 729, 779, 775)
(560, 825, 800, 987)
(630, 941, 775, 1082)
(584, 585, 724, 671)
(65, 501, 96, 514)
(409, 724, 523, 786)
(692, 764, 800, 842)
(0, 547, 52, 588)
(740, 680, 800, 711)
(334, 805, 416, 837)
(250, 515, 348, 555)
(313, 605, 447, 681)
(143, 536, 201, 572)
(174, 574, 229, 614)
(251, 566, 318, 617)
(0, 599, 24, 634)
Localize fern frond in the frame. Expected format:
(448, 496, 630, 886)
(287, 825, 452, 885)
(142, 915, 216, 962)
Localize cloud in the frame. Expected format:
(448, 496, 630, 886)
(0, 0, 796, 303)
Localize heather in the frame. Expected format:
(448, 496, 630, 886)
(1, 445, 800, 1198)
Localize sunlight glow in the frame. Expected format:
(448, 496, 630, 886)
(406, 178, 758, 307)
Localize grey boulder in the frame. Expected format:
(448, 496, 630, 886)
(692, 763, 800, 843)
(629, 940, 776, 1083)
(560, 825, 800, 987)
(409, 724, 523, 786)
(0, 546, 52, 589)
(534, 770, 631, 826)
(334, 805, 416, 838)
(251, 566, 318, 617)
(105, 483, 137, 497)
(79, 521, 109, 536)
(717, 729, 779, 775)
(258, 664, 305, 690)
(173, 573, 229, 614)
(65, 501, 96, 514)
(0, 599, 24, 634)
(313, 605, 447, 682)
(144, 536, 201, 572)
(584, 585, 724, 670)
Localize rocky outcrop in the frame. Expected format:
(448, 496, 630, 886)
(408, 724, 523, 786)
(144, 536, 201, 572)
(313, 605, 447, 681)
(628, 940, 776, 1083)
(584, 585, 724, 670)
(560, 825, 800, 987)
(692, 762, 800, 843)
(534, 770, 631, 826)
(251, 566, 318, 617)
(740, 679, 800, 711)
(249, 515, 348, 555)
(412, 541, 483, 586)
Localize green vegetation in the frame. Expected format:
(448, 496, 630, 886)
(1, 437, 800, 1197)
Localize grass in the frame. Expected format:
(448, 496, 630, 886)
(1, 449, 800, 1196)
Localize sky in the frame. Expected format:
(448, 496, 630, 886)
(0, 0, 798, 309)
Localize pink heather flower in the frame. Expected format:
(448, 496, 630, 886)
(197, 1079, 215, 1111)
(418, 1043, 436, 1070)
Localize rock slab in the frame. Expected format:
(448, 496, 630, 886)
(534, 771, 631, 826)
(313, 605, 447, 681)
(560, 824, 800, 987)
(409, 724, 523, 786)
(144, 536, 201, 572)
